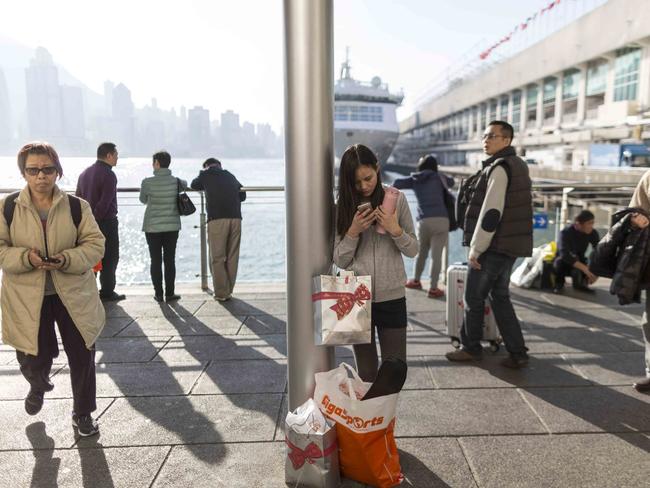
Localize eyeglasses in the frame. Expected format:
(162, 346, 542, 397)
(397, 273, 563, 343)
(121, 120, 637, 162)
(25, 166, 58, 176)
(481, 133, 504, 141)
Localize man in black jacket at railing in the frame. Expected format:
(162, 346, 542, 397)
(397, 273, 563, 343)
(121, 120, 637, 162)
(191, 158, 246, 301)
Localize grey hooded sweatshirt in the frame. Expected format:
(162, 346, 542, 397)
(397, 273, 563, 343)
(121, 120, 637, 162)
(333, 190, 418, 303)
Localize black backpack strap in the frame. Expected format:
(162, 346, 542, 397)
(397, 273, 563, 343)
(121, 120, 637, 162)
(67, 194, 82, 229)
(2, 192, 20, 230)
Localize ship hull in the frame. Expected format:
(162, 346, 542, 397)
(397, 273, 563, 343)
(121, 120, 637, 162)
(334, 128, 399, 164)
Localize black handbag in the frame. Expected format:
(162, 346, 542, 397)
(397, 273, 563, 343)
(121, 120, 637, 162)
(176, 178, 196, 216)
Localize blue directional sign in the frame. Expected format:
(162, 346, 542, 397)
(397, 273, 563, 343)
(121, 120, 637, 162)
(533, 212, 548, 229)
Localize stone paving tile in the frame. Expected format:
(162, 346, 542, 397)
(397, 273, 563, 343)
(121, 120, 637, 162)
(520, 386, 650, 434)
(89, 394, 282, 447)
(51, 362, 206, 398)
(403, 357, 436, 390)
(0, 347, 18, 365)
(407, 311, 446, 332)
(562, 352, 646, 385)
(152, 442, 285, 488)
(520, 329, 624, 354)
(396, 389, 547, 437)
(427, 354, 591, 389)
(103, 300, 205, 318)
(117, 315, 246, 337)
(99, 317, 134, 338)
(0, 444, 168, 488)
(95, 337, 170, 363)
(393, 438, 476, 488)
(240, 314, 287, 335)
(517, 307, 641, 329)
(154, 335, 286, 362)
(406, 331, 460, 356)
(0, 398, 113, 450)
(192, 359, 287, 395)
(404, 289, 446, 313)
(460, 433, 650, 488)
(511, 286, 631, 310)
(195, 298, 287, 317)
(0, 365, 65, 400)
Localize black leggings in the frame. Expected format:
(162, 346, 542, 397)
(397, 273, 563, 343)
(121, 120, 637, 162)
(145, 231, 179, 296)
(353, 327, 407, 382)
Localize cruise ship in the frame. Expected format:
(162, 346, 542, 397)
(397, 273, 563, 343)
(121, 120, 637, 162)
(334, 53, 404, 164)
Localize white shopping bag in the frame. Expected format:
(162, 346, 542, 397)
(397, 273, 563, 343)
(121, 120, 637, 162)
(313, 363, 402, 488)
(285, 399, 340, 488)
(312, 273, 372, 346)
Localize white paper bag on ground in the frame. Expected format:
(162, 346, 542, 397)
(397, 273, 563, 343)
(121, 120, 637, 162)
(313, 363, 402, 488)
(312, 274, 372, 345)
(285, 399, 340, 488)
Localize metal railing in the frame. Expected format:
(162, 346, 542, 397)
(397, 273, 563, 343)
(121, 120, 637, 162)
(1, 180, 635, 288)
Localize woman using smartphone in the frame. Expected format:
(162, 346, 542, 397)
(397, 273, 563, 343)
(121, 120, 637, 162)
(0, 142, 106, 437)
(333, 144, 418, 382)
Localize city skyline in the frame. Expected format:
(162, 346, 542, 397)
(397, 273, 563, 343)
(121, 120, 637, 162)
(0, 43, 283, 157)
(1, 1, 564, 130)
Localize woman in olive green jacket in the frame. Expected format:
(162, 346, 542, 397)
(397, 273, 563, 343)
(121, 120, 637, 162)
(0, 142, 105, 436)
(139, 151, 188, 302)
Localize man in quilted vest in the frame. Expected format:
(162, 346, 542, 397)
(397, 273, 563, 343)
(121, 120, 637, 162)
(446, 121, 532, 369)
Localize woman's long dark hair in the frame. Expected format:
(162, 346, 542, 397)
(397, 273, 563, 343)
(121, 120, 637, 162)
(336, 144, 385, 237)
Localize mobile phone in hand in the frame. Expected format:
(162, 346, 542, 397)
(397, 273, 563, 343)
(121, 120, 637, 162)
(357, 202, 372, 213)
(41, 256, 61, 264)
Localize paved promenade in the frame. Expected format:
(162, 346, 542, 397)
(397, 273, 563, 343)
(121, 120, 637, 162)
(0, 280, 648, 487)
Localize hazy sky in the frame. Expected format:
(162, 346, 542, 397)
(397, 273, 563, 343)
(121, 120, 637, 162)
(1, 0, 584, 129)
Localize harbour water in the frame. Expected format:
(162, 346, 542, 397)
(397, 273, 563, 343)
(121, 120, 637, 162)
(1, 156, 557, 286)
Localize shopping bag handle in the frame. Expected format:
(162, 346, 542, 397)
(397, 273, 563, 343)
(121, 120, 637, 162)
(338, 362, 365, 401)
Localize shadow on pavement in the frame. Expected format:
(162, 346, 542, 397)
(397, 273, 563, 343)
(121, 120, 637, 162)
(26, 422, 61, 488)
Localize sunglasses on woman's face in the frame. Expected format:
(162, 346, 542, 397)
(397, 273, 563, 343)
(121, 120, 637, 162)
(25, 166, 58, 176)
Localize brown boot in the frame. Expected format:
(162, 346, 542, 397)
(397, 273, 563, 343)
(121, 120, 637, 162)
(445, 349, 482, 362)
(633, 376, 650, 393)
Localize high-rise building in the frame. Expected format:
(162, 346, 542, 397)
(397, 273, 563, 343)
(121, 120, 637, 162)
(111, 83, 135, 153)
(188, 105, 211, 153)
(112, 83, 134, 119)
(0, 67, 11, 148)
(60, 85, 85, 140)
(221, 109, 240, 131)
(220, 110, 242, 152)
(25, 47, 63, 140)
(104, 80, 114, 117)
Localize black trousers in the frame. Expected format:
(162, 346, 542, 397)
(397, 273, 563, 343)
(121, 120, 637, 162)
(98, 217, 119, 296)
(145, 231, 179, 297)
(16, 295, 96, 414)
(553, 257, 587, 288)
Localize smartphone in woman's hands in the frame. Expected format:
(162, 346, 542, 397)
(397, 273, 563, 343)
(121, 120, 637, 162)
(357, 202, 372, 213)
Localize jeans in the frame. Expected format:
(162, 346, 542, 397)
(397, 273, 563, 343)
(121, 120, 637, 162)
(461, 251, 528, 355)
(98, 217, 119, 296)
(145, 231, 179, 297)
(553, 257, 587, 288)
(17, 295, 96, 414)
(642, 290, 650, 377)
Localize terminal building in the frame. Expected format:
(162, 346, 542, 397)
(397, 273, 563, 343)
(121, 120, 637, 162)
(395, 0, 650, 171)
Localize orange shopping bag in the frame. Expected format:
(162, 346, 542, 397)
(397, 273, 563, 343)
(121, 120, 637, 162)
(314, 363, 402, 487)
(92, 261, 103, 273)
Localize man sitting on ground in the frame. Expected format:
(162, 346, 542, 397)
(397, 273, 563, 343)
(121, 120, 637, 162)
(553, 210, 599, 294)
